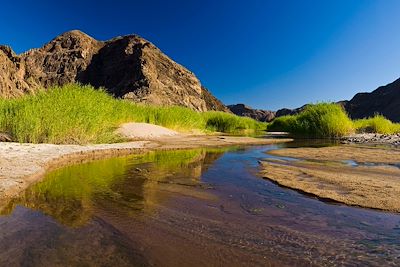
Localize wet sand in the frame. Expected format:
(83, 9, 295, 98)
(268, 145, 400, 164)
(0, 135, 290, 208)
(261, 145, 400, 212)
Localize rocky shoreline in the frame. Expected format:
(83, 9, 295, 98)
(341, 133, 400, 146)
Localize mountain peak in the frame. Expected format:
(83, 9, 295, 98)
(0, 31, 227, 112)
(57, 30, 94, 39)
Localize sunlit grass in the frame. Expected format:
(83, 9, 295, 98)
(269, 103, 400, 138)
(0, 84, 266, 144)
(353, 115, 400, 134)
(268, 103, 354, 138)
(202, 111, 267, 133)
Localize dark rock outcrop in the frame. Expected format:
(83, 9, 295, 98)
(275, 105, 308, 117)
(0, 30, 227, 112)
(343, 78, 400, 122)
(228, 104, 275, 122)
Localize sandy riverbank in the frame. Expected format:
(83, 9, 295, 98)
(268, 145, 400, 164)
(0, 134, 291, 208)
(261, 145, 400, 212)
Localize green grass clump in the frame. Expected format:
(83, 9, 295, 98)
(268, 103, 354, 138)
(203, 111, 267, 133)
(0, 84, 264, 144)
(353, 115, 400, 134)
(267, 115, 297, 133)
(0, 84, 121, 144)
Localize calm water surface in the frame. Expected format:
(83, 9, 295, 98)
(0, 142, 399, 266)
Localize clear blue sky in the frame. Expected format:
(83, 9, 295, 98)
(1, 0, 400, 110)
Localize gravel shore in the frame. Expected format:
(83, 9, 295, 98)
(341, 133, 400, 146)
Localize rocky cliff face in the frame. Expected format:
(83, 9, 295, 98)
(343, 78, 400, 122)
(0, 30, 228, 112)
(228, 104, 276, 122)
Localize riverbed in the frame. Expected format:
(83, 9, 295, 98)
(0, 142, 399, 266)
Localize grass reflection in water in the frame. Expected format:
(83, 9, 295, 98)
(2, 148, 232, 227)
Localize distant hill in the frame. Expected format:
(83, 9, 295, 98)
(270, 78, 400, 122)
(275, 105, 308, 117)
(209, 75, 400, 122)
(227, 104, 276, 122)
(0, 30, 229, 112)
(343, 78, 400, 122)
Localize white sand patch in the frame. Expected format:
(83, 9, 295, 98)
(116, 123, 179, 139)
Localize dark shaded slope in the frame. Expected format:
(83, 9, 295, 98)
(344, 78, 400, 122)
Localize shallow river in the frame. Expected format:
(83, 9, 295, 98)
(0, 141, 399, 266)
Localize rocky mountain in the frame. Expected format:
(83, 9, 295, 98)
(227, 103, 310, 122)
(343, 78, 400, 122)
(227, 104, 276, 122)
(0, 30, 229, 112)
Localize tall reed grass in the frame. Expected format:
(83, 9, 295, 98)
(269, 103, 400, 138)
(353, 115, 400, 134)
(268, 103, 354, 138)
(0, 84, 266, 144)
(203, 111, 266, 133)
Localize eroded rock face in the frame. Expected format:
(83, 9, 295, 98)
(0, 30, 227, 112)
(227, 104, 275, 122)
(0, 31, 102, 98)
(0, 45, 31, 97)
